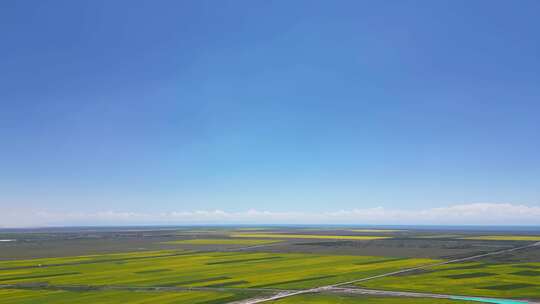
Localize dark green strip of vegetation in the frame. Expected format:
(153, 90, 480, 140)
(198, 293, 253, 304)
(0, 272, 80, 282)
(394, 264, 488, 278)
(204, 280, 249, 288)
(206, 256, 282, 265)
(297, 241, 351, 246)
(354, 258, 406, 266)
(440, 264, 487, 271)
(481, 283, 536, 290)
(513, 264, 540, 269)
(0, 251, 198, 271)
(253, 275, 336, 288)
(511, 270, 540, 276)
(134, 269, 172, 274)
(207, 252, 252, 258)
(160, 276, 231, 287)
(444, 272, 495, 279)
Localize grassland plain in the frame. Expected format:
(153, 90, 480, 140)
(357, 261, 540, 299)
(0, 250, 437, 296)
(163, 239, 281, 245)
(270, 294, 470, 303)
(0, 288, 247, 304)
(229, 233, 391, 240)
(0, 250, 175, 269)
(461, 236, 540, 241)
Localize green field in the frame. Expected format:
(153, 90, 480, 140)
(0, 250, 438, 303)
(358, 261, 540, 299)
(0, 250, 175, 269)
(461, 236, 540, 241)
(3, 227, 538, 303)
(230, 233, 390, 240)
(0, 289, 245, 304)
(0, 250, 435, 290)
(271, 294, 468, 303)
(0, 290, 474, 304)
(163, 239, 281, 245)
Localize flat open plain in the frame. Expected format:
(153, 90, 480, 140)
(1, 226, 539, 303)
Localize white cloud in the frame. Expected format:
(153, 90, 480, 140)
(1, 203, 540, 228)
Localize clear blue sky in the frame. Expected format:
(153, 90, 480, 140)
(1, 1, 539, 223)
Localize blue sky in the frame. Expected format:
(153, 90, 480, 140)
(1, 1, 539, 226)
